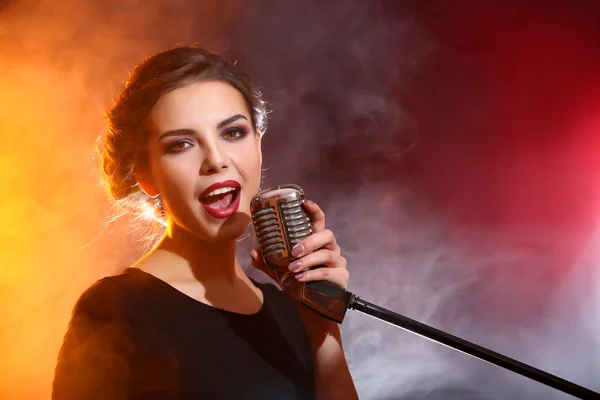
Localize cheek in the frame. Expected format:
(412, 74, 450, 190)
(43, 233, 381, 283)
(242, 151, 262, 179)
(232, 151, 261, 192)
(155, 155, 199, 194)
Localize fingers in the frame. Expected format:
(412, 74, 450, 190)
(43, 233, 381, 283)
(304, 199, 325, 232)
(291, 228, 339, 257)
(294, 264, 350, 289)
(288, 248, 345, 272)
(253, 199, 351, 290)
(250, 248, 260, 261)
(250, 247, 265, 270)
(250, 247, 277, 281)
(291, 202, 349, 288)
(288, 248, 349, 288)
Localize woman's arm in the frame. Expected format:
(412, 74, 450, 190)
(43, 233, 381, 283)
(251, 200, 359, 399)
(53, 283, 134, 400)
(296, 304, 358, 400)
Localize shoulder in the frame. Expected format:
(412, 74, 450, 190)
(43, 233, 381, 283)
(53, 271, 141, 398)
(71, 268, 149, 322)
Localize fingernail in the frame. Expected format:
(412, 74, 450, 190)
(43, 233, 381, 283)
(295, 272, 305, 280)
(288, 261, 302, 271)
(291, 244, 304, 258)
(306, 200, 314, 205)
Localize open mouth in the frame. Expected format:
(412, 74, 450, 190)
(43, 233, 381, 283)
(199, 187, 240, 210)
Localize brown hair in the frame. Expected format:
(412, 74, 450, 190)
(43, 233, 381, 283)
(99, 46, 268, 225)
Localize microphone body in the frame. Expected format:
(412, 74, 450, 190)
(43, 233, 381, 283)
(250, 184, 353, 323)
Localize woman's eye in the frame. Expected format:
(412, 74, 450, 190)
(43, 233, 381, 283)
(168, 141, 192, 152)
(222, 128, 248, 141)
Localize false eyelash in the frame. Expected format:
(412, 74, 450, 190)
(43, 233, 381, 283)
(167, 140, 193, 153)
(222, 128, 249, 140)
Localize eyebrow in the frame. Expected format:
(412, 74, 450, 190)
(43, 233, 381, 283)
(158, 114, 248, 140)
(217, 114, 247, 129)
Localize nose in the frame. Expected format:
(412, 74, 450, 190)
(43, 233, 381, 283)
(200, 140, 229, 175)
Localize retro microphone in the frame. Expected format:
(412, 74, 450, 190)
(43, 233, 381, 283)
(250, 184, 600, 400)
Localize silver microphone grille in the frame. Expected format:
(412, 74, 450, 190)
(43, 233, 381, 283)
(253, 205, 285, 257)
(251, 184, 314, 268)
(280, 199, 312, 247)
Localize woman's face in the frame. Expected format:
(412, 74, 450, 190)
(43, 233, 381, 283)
(141, 80, 262, 242)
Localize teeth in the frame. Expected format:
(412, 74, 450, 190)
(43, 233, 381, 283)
(204, 186, 237, 197)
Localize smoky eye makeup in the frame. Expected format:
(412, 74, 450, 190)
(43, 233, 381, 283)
(163, 138, 194, 153)
(221, 126, 250, 141)
(156, 116, 252, 153)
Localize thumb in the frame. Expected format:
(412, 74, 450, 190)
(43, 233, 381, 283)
(250, 248, 277, 281)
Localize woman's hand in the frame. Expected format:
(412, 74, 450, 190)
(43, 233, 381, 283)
(250, 200, 349, 289)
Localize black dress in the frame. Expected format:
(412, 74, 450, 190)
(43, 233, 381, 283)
(52, 268, 315, 399)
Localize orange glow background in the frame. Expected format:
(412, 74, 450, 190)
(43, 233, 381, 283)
(0, 1, 238, 398)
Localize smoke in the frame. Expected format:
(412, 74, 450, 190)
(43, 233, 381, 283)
(330, 185, 600, 399)
(229, 1, 600, 399)
(230, 1, 430, 189)
(0, 0, 239, 398)
(1, 0, 600, 399)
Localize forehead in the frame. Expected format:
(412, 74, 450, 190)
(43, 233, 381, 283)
(149, 81, 249, 132)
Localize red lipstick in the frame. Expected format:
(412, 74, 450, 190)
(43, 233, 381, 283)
(199, 180, 241, 219)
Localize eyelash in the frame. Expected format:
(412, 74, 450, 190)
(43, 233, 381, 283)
(222, 127, 249, 141)
(167, 140, 193, 153)
(166, 128, 249, 153)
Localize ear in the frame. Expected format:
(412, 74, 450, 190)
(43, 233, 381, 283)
(256, 131, 263, 166)
(133, 168, 159, 198)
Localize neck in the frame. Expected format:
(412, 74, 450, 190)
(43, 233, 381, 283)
(152, 224, 245, 285)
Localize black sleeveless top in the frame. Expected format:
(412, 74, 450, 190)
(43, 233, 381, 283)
(52, 268, 315, 399)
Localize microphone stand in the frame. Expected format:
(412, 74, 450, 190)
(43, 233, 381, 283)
(346, 295, 600, 399)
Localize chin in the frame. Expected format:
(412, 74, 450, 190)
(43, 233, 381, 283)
(217, 213, 251, 241)
(192, 212, 252, 244)
(170, 196, 254, 243)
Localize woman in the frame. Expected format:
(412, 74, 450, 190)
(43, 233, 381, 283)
(52, 46, 358, 399)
